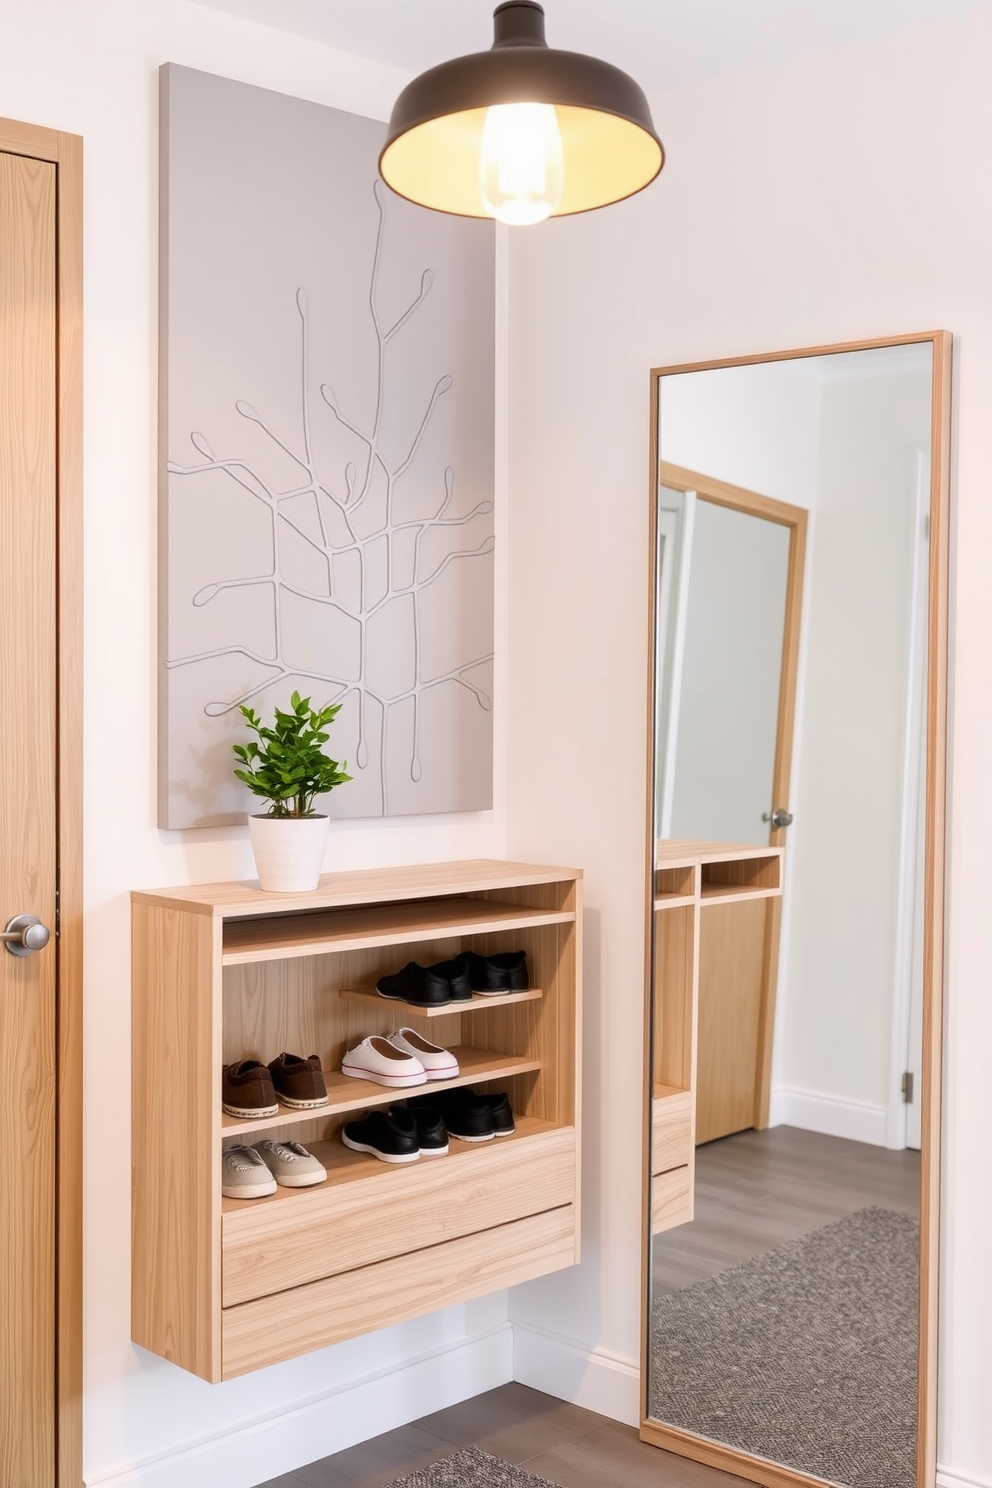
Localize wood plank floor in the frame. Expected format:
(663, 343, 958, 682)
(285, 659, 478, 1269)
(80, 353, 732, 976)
(256, 1382, 747, 1488)
(653, 1124, 920, 1292)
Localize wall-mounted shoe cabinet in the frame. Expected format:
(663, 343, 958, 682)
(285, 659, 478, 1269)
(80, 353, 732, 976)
(650, 842, 782, 1235)
(132, 859, 581, 1381)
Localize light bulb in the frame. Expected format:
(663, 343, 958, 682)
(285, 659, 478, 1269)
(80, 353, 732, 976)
(479, 102, 564, 226)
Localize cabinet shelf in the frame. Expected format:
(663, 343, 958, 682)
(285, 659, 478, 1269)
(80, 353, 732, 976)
(221, 1113, 562, 1213)
(653, 1082, 686, 1102)
(699, 883, 781, 905)
(222, 898, 574, 965)
(654, 864, 697, 906)
(648, 841, 784, 1238)
(220, 1046, 543, 1135)
(338, 985, 544, 1018)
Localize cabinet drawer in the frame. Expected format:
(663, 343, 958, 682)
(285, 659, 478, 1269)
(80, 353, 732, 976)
(222, 1124, 576, 1307)
(651, 1164, 692, 1234)
(652, 1091, 691, 1175)
(222, 1204, 577, 1378)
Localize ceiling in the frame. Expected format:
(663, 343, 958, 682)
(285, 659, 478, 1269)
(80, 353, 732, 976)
(190, 0, 991, 93)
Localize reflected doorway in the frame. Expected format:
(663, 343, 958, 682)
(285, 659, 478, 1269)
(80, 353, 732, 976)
(656, 465, 806, 1142)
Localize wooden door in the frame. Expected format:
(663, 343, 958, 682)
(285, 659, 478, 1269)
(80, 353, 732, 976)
(0, 150, 58, 1487)
(659, 464, 806, 1146)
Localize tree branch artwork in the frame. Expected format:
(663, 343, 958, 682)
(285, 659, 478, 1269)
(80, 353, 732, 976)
(166, 181, 495, 817)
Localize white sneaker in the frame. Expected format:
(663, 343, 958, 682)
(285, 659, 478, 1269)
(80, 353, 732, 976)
(222, 1144, 277, 1199)
(387, 1028, 460, 1081)
(340, 1035, 428, 1088)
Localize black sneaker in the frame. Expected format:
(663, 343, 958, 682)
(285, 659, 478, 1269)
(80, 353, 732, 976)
(376, 957, 472, 1006)
(414, 1088, 496, 1143)
(391, 1102, 448, 1157)
(341, 1108, 420, 1164)
(462, 950, 529, 994)
(478, 1090, 515, 1136)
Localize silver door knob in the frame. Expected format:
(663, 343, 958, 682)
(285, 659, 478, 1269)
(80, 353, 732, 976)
(2, 914, 51, 956)
(762, 807, 794, 830)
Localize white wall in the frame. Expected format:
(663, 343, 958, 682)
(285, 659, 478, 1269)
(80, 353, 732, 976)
(779, 369, 932, 1129)
(506, 10, 992, 1485)
(0, 3, 512, 1485)
(662, 359, 823, 507)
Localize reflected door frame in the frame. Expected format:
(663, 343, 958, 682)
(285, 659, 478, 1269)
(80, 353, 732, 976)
(641, 332, 952, 1488)
(658, 462, 807, 1136)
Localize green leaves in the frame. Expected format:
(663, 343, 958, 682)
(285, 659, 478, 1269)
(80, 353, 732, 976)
(232, 690, 352, 817)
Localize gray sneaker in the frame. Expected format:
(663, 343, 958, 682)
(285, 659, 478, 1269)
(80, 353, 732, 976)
(222, 1144, 277, 1199)
(254, 1138, 327, 1188)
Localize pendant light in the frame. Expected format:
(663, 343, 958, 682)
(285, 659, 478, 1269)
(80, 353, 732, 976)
(379, 0, 664, 224)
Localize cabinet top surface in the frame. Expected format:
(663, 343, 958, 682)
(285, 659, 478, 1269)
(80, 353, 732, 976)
(131, 857, 582, 917)
(654, 839, 783, 865)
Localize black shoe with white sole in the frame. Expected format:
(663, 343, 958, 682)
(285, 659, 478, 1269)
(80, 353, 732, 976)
(341, 1108, 420, 1164)
(391, 1102, 449, 1157)
(376, 957, 472, 1006)
(478, 1090, 515, 1136)
(413, 1088, 496, 1143)
(462, 950, 529, 994)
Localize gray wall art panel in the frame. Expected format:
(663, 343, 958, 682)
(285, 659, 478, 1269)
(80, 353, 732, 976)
(160, 64, 495, 827)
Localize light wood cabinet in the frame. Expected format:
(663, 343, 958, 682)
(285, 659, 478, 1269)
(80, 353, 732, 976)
(650, 842, 782, 1234)
(132, 859, 581, 1382)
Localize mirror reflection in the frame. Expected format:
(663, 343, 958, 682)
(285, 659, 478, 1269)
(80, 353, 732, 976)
(647, 344, 933, 1488)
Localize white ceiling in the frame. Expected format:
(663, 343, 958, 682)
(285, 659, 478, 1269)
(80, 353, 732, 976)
(190, 0, 992, 93)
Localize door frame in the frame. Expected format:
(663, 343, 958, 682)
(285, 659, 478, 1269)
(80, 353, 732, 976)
(653, 486, 695, 838)
(641, 332, 951, 1488)
(657, 462, 807, 1131)
(0, 115, 83, 1488)
(886, 446, 931, 1152)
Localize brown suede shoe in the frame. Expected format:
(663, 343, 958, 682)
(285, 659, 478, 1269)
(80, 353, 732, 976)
(268, 1052, 328, 1109)
(222, 1060, 278, 1119)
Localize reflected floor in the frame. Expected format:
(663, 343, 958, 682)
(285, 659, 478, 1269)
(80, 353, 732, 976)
(649, 1126, 920, 1488)
(653, 1123, 919, 1293)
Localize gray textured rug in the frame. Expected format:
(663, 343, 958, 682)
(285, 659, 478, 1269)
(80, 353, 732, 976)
(650, 1206, 919, 1488)
(383, 1448, 558, 1487)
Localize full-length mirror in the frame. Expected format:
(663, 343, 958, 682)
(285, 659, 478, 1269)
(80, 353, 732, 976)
(641, 337, 950, 1488)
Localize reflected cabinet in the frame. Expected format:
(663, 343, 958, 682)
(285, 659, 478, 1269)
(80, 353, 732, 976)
(641, 335, 950, 1488)
(651, 843, 783, 1237)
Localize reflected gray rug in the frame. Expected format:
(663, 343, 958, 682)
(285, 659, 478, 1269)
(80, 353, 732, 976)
(383, 1449, 558, 1487)
(650, 1205, 919, 1488)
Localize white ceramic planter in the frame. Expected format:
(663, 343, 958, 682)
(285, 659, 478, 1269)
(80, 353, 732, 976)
(248, 813, 330, 892)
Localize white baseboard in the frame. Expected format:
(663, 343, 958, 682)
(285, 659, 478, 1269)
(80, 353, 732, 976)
(86, 1324, 513, 1488)
(769, 1086, 888, 1147)
(937, 1469, 992, 1488)
(512, 1321, 640, 1427)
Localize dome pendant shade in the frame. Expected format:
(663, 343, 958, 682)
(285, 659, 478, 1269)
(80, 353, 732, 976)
(379, 1, 664, 222)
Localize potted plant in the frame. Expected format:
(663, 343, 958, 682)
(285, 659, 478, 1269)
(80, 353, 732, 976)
(233, 690, 352, 891)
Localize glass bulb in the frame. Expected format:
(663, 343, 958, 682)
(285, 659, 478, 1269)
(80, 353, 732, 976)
(479, 103, 564, 226)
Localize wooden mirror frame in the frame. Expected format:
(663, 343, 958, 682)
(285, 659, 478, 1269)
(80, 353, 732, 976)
(639, 333, 952, 1488)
